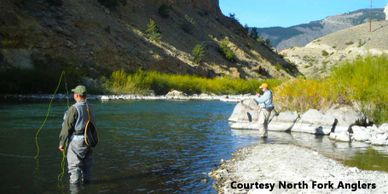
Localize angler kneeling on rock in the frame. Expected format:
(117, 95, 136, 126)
(254, 83, 274, 138)
(58, 85, 98, 186)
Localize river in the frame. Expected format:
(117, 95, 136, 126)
(0, 100, 387, 193)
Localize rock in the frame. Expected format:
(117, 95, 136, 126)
(379, 123, 388, 133)
(370, 134, 388, 146)
(351, 126, 370, 142)
(324, 105, 367, 133)
(378, 123, 388, 133)
(291, 109, 336, 135)
(268, 111, 299, 131)
(165, 90, 187, 99)
(230, 122, 260, 130)
(329, 132, 351, 142)
(228, 98, 260, 124)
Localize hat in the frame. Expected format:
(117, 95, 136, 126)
(259, 83, 268, 89)
(71, 85, 87, 95)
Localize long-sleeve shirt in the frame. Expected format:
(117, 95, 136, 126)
(254, 90, 274, 109)
(59, 106, 77, 146)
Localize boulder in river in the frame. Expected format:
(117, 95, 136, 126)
(379, 123, 388, 132)
(351, 126, 371, 142)
(228, 98, 260, 124)
(329, 132, 351, 142)
(324, 105, 367, 133)
(370, 134, 388, 146)
(291, 109, 336, 135)
(268, 111, 299, 132)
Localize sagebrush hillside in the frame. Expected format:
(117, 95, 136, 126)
(0, 0, 300, 93)
(281, 20, 388, 78)
(254, 8, 385, 50)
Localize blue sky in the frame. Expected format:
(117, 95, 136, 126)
(220, 0, 387, 27)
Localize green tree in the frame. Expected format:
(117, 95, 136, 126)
(192, 44, 205, 64)
(145, 19, 161, 41)
(219, 38, 235, 62)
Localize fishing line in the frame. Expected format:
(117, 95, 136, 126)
(58, 72, 70, 183)
(34, 71, 65, 175)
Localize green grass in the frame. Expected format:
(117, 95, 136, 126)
(102, 69, 280, 95)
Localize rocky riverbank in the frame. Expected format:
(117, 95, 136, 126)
(0, 90, 254, 102)
(209, 144, 388, 194)
(229, 99, 388, 146)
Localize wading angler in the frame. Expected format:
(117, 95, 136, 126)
(58, 85, 98, 188)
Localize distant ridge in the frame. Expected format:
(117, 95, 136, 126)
(281, 20, 388, 78)
(253, 8, 385, 50)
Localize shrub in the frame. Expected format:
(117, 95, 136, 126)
(145, 19, 161, 42)
(329, 56, 388, 123)
(102, 69, 280, 95)
(274, 56, 388, 124)
(192, 44, 205, 64)
(219, 38, 235, 62)
(322, 50, 329, 57)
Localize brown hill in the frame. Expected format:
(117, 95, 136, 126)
(281, 20, 388, 78)
(0, 0, 300, 86)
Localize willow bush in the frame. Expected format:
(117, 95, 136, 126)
(274, 56, 388, 124)
(102, 70, 280, 95)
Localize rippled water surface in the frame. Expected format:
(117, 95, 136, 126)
(0, 100, 260, 193)
(0, 100, 387, 193)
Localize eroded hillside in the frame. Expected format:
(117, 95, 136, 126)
(0, 0, 300, 93)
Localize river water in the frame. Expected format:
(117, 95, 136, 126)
(0, 100, 387, 193)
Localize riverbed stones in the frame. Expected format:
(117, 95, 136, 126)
(268, 111, 299, 131)
(292, 109, 336, 135)
(165, 90, 188, 99)
(210, 144, 388, 194)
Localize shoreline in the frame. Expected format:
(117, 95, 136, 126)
(209, 143, 388, 194)
(0, 94, 254, 102)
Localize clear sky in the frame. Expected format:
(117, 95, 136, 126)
(220, 0, 387, 28)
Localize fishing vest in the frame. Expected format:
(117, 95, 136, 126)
(73, 101, 93, 135)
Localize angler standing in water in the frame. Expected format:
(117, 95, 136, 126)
(58, 85, 96, 188)
(254, 83, 274, 138)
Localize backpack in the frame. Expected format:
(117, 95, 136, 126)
(84, 104, 98, 147)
